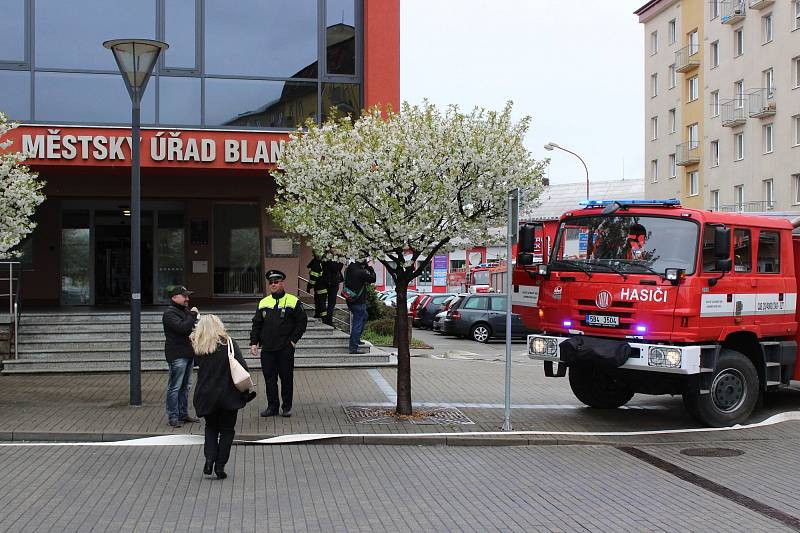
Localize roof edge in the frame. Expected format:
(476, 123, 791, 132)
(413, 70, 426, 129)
(634, 0, 677, 23)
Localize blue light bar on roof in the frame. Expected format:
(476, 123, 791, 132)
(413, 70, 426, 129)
(579, 199, 681, 208)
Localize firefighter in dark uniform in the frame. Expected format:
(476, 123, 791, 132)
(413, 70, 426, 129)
(250, 269, 308, 418)
(306, 253, 328, 321)
(321, 258, 344, 326)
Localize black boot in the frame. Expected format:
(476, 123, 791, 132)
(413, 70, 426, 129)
(215, 464, 227, 479)
(203, 460, 214, 475)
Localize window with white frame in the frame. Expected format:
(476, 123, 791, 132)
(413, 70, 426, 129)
(711, 140, 720, 167)
(764, 68, 774, 98)
(669, 153, 676, 177)
(734, 28, 744, 57)
(689, 30, 699, 55)
(651, 73, 658, 97)
(688, 76, 699, 101)
(689, 171, 699, 196)
(762, 13, 773, 44)
(651, 159, 659, 183)
(795, 174, 800, 204)
(794, 114, 800, 146)
(710, 40, 719, 67)
(763, 179, 774, 209)
(669, 19, 677, 44)
(711, 90, 720, 116)
(735, 80, 745, 108)
(795, 1, 800, 31)
(668, 64, 676, 88)
(651, 31, 658, 54)
(689, 123, 699, 146)
(764, 123, 774, 154)
(711, 189, 720, 211)
(793, 56, 800, 88)
(651, 116, 658, 140)
(734, 185, 744, 209)
(735, 132, 745, 160)
(710, 0, 720, 20)
(669, 108, 676, 133)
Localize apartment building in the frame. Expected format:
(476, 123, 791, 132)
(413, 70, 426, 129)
(636, 0, 800, 212)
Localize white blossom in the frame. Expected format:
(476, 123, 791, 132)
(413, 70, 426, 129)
(0, 112, 46, 259)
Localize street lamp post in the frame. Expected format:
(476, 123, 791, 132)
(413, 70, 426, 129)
(104, 39, 168, 406)
(544, 142, 589, 200)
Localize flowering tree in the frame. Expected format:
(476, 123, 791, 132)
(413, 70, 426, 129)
(270, 101, 546, 415)
(0, 112, 45, 259)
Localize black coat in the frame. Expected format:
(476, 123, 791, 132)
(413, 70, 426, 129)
(344, 262, 376, 304)
(162, 302, 197, 362)
(193, 338, 249, 417)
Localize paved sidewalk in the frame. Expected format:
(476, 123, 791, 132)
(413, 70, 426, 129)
(2, 349, 800, 445)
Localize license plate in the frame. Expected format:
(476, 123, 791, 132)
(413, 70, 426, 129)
(586, 314, 619, 327)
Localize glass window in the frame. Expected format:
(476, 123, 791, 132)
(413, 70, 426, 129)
(689, 30, 698, 54)
(205, 0, 317, 78)
(735, 132, 744, 160)
(462, 296, 488, 310)
(61, 211, 91, 305)
(703, 225, 728, 272)
(710, 41, 719, 67)
(711, 90, 720, 116)
(689, 171, 699, 196)
(734, 28, 744, 56)
(205, 78, 317, 128)
(669, 153, 676, 177)
(650, 31, 658, 54)
(0, 70, 31, 121)
(733, 229, 752, 272)
(164, 0, 197, 70)
(156, 212, 185, 304)
(711, 140, 720, 167)
(35, 0, 155, 70)
(757, 231, 780, 273)
(764, 123, 773, 153)
(326, 0, 356, 75)
(794, 115, 800, 146)
(35, 72, 155, 124)
(450, 259, 466, 270)
(321, 82, 361, 122)
(762, 13, 773, 43)
(490, 296, 507, 311)
(668, 64, 676, 88)
(159, 76, 201, 125)
(651, 73, 658, 97)
(213, 204, 262, 295)
(0, 0, 26, 63)
(688, 76, 699, 101)
(711, 190, 720, 211)
(668, 19, 676, 44)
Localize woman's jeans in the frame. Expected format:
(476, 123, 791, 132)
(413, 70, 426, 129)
(166, 357, 193, 421)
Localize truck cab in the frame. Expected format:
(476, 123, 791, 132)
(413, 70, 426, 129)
(515, 199, 799, 427)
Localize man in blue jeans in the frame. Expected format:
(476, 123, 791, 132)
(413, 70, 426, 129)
(162, 285, 200, 427)
(343, 260, 376, 353)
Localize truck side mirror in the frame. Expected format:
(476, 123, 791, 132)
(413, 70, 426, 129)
(715, 258, 732, 272)
(518, 223, 543, 266)
(714, 227, 731, 259)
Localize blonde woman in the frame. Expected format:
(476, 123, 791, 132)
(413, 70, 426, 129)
(191, 314, 256, 479)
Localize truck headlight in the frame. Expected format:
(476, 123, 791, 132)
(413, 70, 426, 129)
(529, 336, 557, 356)
(648, 346, 682, 368)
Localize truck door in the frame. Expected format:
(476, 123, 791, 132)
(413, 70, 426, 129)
(754, 229, 791, 335)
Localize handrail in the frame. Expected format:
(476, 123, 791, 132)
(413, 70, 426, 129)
(297, 274, 351, 333)
(0, 261, 22, 360)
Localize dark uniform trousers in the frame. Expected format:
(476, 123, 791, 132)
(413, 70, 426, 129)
(261, 345, 294, 410)
(313, 288, 329, 320)
(204, 409, 238, 466)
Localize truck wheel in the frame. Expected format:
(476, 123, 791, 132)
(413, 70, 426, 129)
(470, 323, 492, 343)
(682, 349, 758, 427)
(568, 365, 634, 409)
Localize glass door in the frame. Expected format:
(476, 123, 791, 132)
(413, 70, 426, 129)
(155, 211, 186, 303)
(61, 211, 92, 305)
(213, 203, 262, 295)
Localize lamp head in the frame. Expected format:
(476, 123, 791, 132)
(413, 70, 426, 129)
(103, 39, 168, 101)
(544, 142, 559, 151)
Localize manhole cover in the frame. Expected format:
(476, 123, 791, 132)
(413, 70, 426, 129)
(680, 447, 745, 457)
(343, 406, 474, 425)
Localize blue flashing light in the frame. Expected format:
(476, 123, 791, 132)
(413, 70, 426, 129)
(563, 320, 573, 328)
(579, 199, 681, 208)
(635, 325, 647, 333)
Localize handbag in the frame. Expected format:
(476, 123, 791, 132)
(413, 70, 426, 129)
(227, 337, 253, 392)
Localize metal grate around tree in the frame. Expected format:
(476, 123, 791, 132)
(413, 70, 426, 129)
(343, 406, 475, 425)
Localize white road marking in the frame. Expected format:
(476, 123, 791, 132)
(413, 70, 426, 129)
(368, 368, 397, 402)
(356, 402, 667, 410)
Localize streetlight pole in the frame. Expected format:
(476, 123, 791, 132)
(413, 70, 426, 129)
(104, 39, 168, 406)
(544, 142, 589, 200)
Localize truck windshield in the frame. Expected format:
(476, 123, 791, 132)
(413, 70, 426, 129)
(472, 270, 489, 285)
(552, 215, 699, 275)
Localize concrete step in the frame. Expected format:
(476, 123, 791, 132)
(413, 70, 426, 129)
(18, 312, 325, 326)
(17, 337, 350, 353)
(1, 352, 393, 373)
(18, 330, 349, 345)
(21, 323, 334, 335)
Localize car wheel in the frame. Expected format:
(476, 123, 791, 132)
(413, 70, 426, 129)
(470, 323, 491, 343)
(682, 348, 758, 427)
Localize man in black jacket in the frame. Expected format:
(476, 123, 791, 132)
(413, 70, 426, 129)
(162, 285, 200, 428)
(344, 260, 376, 353)
(250, 270, 308, 418)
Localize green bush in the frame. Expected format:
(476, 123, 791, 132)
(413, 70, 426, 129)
(366, 284, 388, 321)
(365, 318, 395, 336)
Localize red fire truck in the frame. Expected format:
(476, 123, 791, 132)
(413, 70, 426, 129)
(514, 199, 800, 427)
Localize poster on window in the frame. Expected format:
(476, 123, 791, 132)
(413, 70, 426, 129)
(433, 255, 448, 287)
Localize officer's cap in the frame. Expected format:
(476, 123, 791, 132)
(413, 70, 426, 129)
(266, 269, 286, 282)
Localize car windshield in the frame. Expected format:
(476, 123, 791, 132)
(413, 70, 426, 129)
(552, 214, 699, 275)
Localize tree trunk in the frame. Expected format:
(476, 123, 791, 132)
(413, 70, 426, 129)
(394, 277, 413, 415)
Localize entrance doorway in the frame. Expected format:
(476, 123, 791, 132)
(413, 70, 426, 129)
(60, 203, 186, 305)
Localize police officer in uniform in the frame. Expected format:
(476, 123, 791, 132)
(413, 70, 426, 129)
(250, 270, 308, 417)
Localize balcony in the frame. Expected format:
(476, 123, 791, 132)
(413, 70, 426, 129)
(712, 200, 775, 212)
(721, 0, 746, 24)
(721, 98, 747, 127)
(747, 88, 776, 118)
(748, 0, 774, 10)
(676, 140, 700, 166)
(675, 44, 701, 73)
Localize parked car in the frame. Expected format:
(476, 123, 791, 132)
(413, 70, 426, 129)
(383, 290, 419, 310)
(414, 293, 456, 329)
(432, 294, 466, 333)
(410, 294, 431, 322)
(378, 290, 396, 301)
(441, 293, 532, 342)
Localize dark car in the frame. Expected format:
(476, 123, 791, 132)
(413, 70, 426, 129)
(441, 293, 531, 342)
(414, 293, 456, 329)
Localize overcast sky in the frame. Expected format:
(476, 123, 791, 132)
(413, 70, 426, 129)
(400, 0, 646, 187)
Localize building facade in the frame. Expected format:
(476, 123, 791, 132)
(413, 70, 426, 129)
(0, 0, 399, 306)
(636, 0, 800, 211)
